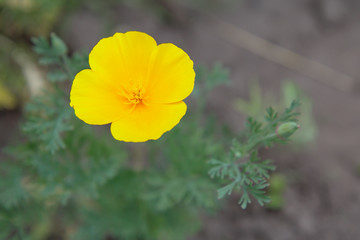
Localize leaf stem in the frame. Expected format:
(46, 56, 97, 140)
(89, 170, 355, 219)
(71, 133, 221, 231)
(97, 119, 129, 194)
(245, 132, 277, 152)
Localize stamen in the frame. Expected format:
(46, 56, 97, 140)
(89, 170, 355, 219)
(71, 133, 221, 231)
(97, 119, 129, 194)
(128, 88, 143, 104)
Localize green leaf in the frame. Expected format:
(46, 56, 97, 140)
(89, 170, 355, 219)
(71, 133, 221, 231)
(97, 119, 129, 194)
(47, 70, 67, 82)
(38, 56, 61, 66)
(0, 167, 28, 209)
(217, 180, 237, 199)
(205, 62, 230, 90)
(22, 94, 74, 154)
(50, 33, 68, 56)
(209, 101, 300, 208)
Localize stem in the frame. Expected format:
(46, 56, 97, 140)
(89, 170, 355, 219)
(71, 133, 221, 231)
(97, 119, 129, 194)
(245, 132, 277, 152)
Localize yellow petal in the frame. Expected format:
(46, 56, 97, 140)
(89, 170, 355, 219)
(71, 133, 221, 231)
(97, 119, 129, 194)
(89, 31, 157, 90)
(70, 69, 134, 125)
(110, 101, 187, 142)
(144, 43, 195, 104)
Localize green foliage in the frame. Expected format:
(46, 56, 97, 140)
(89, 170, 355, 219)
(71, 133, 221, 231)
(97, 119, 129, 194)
(0, 163, 28, 209)
(16, 34, 88, 155)
(193, 62, 230, 98)
(22, 91, 73, 154)
(32, 33, 88, 80)
(0, 35, 300, 240)
(209, 101, 300, 209)
(193, 62, 230, 117)
(145, 114, 225, 211)
(234, 81, 316, 145)
(195, 62, 230, 92)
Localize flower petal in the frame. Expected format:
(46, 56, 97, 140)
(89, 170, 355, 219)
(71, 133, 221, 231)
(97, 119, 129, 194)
(89, 31, 157, 91)
(110, 101, 187, 142)
(70, 69, 134, 125)
(144, 43, 195, 104)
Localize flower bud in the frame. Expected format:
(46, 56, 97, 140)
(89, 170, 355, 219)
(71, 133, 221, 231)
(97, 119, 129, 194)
(276, 122, 299, 139)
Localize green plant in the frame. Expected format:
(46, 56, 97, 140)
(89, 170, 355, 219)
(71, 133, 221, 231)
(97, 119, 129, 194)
(209, 105, 299, 209)
(0, 34, 300, 240)
(234, 81, 316, 145)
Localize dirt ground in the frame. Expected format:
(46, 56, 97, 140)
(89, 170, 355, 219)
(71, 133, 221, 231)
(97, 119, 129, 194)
(2, 0, 360, 239)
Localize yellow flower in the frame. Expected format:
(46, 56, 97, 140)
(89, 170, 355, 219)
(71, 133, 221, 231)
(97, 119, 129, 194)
(70, 31, 195, 142)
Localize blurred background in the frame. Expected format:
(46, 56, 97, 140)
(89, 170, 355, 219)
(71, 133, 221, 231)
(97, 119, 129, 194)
(1, 0, 360, 239)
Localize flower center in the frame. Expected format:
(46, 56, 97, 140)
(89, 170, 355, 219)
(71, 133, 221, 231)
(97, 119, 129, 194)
(128, 88, 143, 104)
